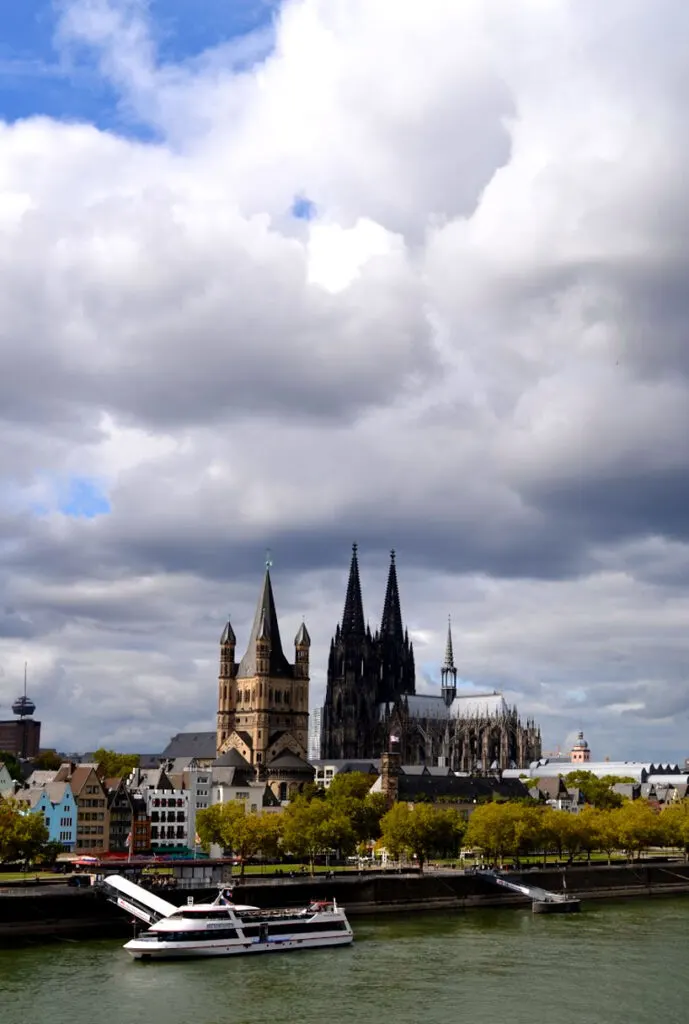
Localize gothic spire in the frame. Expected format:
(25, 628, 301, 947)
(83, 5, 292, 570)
(443, 616, 455, 670)
(441, 615, 457, 706)
(237, 566, 291, 678)
(379, 549, 404, 643)
(341, 543, 366, 636)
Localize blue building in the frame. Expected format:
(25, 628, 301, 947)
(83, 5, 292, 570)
(24, 781, 77, 850)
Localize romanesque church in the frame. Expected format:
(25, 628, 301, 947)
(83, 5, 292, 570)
(216, 565, 314, 799)
(320, 546, 541, 772)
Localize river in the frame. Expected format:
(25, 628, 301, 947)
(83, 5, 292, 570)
(1, 898, 687, 1024)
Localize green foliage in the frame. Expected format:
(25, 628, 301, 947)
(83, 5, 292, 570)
(463, 799, 674, 865)
(281, 796, 356, 870)
(326, 772, 375, 802)
(31, 750, 63, 771)
(0, 798, 49, 862)
(660, 802, 689, 857)
(379, 803, 465, 870)
(92, 749, 140, 778)
(36, 840, 66, 866)
(563, 771, 634, 809)
(196, 802, 283, 871)
(0, 752, 22, 782)
(325, 774, 387, 843)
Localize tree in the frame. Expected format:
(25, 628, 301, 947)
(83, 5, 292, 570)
(660, 802, 689, 860)
(464, 803, 523, 865)
(197, 802, 285, 875)
(326, 785, 387, 845)
(0, 798, 49, 862)
(281, 798, 356, 872)
(92, 749, 140, 778)
(564, 771, 633, 810)
(379, 803, 464, 870)
(326, 772, 375, 802)
(615, 800, 661, 860)
(592, 808, 621, 865)
(576, 806, 601, 863)
(253, 813, 283, 862)
(31, 750, 62, 771)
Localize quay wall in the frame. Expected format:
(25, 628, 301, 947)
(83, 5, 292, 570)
(2, 862, 689, 945)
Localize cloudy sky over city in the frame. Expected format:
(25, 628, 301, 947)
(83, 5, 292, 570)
(1, 0, 688, 760)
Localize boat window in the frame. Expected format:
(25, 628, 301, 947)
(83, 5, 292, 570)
(162, 929, 238, 942)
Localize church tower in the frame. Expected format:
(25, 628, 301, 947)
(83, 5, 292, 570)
(376, 550, 415, 704)
(216, 617, 238, 751)
(321, 544, 379, 759)
(217, 563, 313, 798)
(440, 617, 457, 707)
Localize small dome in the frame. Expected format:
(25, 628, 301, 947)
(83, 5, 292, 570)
(573, 730, 589, 749)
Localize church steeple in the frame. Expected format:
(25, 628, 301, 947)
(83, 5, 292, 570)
(237, 566, 291, 678)
(341, 543, 366, 637)
(380, 549, 404, 643)
(441, 616, 457, 707)
(376, 549, 415, 704)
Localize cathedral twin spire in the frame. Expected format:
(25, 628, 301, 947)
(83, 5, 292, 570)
(341, 544, 407, 644)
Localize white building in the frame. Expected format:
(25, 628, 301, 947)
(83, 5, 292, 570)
(505, 758, 688, 786)
(211, 750, 270, 813)
(308, 708, 322, 761)
(128, 767, 190, 851)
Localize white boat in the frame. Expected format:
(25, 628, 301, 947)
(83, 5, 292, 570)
(101, 874, 354, 960)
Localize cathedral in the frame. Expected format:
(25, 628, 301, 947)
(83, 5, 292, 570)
(216, 564, 314, 800)
(320, 546, 541, 772)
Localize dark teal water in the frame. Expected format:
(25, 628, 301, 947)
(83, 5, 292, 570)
(1, 899, 688, 1024)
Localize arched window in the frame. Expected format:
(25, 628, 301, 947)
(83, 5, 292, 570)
(279, 782, 288, 801)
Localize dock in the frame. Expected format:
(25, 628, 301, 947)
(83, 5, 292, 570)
(476, 870, 581, 913)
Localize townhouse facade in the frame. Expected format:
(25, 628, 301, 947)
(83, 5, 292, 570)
(20, 781, 77, 849)
(54, 763, 110, 853)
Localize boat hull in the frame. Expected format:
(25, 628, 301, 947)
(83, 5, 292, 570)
(126, 932, 354, 960)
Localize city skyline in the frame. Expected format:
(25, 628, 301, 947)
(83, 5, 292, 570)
(1, 1, 688, 762)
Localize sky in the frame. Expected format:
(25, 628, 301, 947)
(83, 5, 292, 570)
(1, 0, 689, 762)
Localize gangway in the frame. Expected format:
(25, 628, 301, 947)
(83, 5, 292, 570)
(99, 874, 178, 926)
(476, 870, 581, 914)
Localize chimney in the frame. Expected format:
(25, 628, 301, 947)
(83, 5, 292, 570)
(381, 734, 402, 806)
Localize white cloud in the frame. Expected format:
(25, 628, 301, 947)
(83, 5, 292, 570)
(0, 0, 688, 758)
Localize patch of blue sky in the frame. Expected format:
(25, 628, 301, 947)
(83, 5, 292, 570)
(0, 0, 281, 135)
(58, 477, 111, 518)
(291, 195, 317, 221)
(0, 0, 126, 129)
(150, 0, 280, 67)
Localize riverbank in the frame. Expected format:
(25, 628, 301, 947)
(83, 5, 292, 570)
(2, 861, 689, 945)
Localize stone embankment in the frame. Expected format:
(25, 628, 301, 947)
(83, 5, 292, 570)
(1, 862, 689, 945)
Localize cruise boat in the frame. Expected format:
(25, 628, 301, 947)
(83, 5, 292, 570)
(101, 874, 354, 960)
